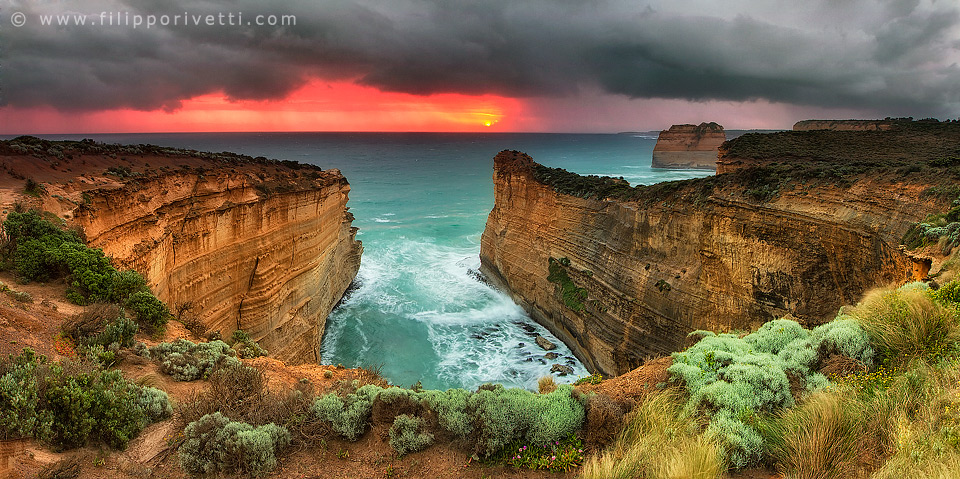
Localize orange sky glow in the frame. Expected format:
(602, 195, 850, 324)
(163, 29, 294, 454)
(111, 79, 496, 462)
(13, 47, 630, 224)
(0, 80, 528, 134)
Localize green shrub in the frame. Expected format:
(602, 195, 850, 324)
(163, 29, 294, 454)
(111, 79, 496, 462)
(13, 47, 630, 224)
(668, 316, 875, 468)
(92, 314, 138, 349)
(931, 280, 960, 305)
(389, 414, 434, 456)
(230, 330, 268, 359)
(149, 339, 239, 381)
(126, 291, 169, 329)
(312, 384, 382, 440)
(469, 384, 585, 457)
(0, 349, 170, 449)
(179, 412, 290, 477)
(110, 270, 148, 302)
(419, 388, 473, 438)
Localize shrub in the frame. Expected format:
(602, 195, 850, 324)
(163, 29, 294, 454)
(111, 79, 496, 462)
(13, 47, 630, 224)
(109, 270, 148, 302)
(126, 291, 169, 329)
(852, 287, 960, 364)
(230, 330, 268, 359)
(179, 412, 290, 477)
(931, 279, 960, 305)
(469, 384, 585, 457)
(419, 388, 473, 438)
(538, 376, 557, 394)
(668, 316, 875, 468)
(0, 349, 170, 449)
(389, 414, 434, 456)
(149, 339, 239, 381)
(312, 384, 382, 440)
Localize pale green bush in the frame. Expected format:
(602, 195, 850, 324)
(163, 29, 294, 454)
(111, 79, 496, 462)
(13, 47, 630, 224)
(179, 412, 290, 477)
(312, 384, 383, 440)
(420, 388, 473, 437)
(389, 414, 434, 456)
(149, 339, 239, 381)
(669, 316, 874, 468)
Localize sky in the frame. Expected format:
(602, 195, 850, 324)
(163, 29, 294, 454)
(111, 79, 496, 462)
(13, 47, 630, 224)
(1, 0, 959, 133)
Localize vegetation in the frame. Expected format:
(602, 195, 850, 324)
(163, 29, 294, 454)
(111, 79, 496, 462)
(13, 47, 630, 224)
(146, 339, 241, 381)
(530, 120, 960, 206)
(388, 414, 434, 456)
(1, 211, 169, 329)
(0, 348, 170, 449)
(179, 412, 290, 477)
(547, 257, 589, 312)
(581, 391, 725, 479)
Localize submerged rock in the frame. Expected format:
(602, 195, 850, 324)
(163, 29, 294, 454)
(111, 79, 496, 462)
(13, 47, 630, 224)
(544, 352, 560, 360)
(551, 364, 574, 376)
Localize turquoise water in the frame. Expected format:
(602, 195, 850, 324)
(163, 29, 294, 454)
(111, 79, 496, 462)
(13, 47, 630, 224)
(28, 132, 712, 390)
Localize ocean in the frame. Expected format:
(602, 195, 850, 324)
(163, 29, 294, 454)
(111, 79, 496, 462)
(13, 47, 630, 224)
(21, 132, 712, 390)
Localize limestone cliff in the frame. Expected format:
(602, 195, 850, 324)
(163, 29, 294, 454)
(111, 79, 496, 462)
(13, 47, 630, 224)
(793, 119, 893, 131)
(651, 122, 725, 170)
(0, 138, 362, 364)
(481, 123, 958, 376)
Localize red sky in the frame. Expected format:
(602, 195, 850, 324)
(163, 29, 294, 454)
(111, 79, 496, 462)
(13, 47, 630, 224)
(0, 78, 866, 135)
(0, 80, 528, 134)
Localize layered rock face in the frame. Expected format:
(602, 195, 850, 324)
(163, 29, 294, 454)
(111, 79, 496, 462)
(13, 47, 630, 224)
(651, 122, 725, 170)
(0, 138, 362, 364)
(480, 141, 950, 376)
(793, 119, 893, 131)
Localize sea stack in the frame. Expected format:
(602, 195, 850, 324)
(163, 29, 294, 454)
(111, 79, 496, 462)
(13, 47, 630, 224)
(651, 122, 726, 170)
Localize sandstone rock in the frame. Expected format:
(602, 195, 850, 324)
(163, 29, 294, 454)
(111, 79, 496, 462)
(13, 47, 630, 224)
(551, 364, 574, 376)
(74, 170, 362, 365)
(0, 139, 364, 366)
(535, 335, 557, 351)
(651, 122, 725, 170)
(544, 352, 560, 360)
(480, 149, 945, 377)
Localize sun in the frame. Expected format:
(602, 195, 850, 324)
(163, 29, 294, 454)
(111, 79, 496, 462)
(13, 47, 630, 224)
(484, 120, 493, 127)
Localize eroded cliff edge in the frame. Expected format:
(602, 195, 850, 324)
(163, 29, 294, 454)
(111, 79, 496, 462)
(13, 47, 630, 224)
(0, 138, 362, 364)
(651, 122, 725, 170)
(480, 122, 960, 376)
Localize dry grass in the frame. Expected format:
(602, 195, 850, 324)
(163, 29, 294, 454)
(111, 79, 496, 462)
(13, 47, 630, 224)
(759, 390, 894, 478)
(852, 287, 960, 364)
(580, 391, 725, 479)
(538, 376, 557, 394)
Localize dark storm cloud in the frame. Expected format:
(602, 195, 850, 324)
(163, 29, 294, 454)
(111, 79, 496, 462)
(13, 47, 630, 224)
(4, 0, 960, 116)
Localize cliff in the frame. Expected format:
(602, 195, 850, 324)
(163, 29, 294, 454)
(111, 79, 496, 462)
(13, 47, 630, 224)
(651, 122, 726, 170)
(0, 137, 362, 364)
(793, 119, 893, 131)
(480, 123, 958, 376)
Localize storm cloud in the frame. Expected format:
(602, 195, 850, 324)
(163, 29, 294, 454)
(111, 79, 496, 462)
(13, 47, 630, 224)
(4, 0, 960, 116)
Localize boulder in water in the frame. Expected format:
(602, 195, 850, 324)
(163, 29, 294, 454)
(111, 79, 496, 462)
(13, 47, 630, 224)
(535, 335, 557, 351)
(544, 352, 560, 360)
(551, 364, 574, 376)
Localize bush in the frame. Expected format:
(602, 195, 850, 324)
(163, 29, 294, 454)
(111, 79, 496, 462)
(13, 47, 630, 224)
(149, 339, 239, 381)
(179, 412, 290, 477)
(312, 384, 382, 440)
(110, 270, 148, 302)
(852, 287, 960, 364)
(230, 330, 268, 359)
(389, 414, 434, 456)
(126, 291, 169, 329)
(668, 316, 875, 468)
(0, 349, 170, 449)
(931, 279, 960, 305)
(469, 384, 585, 457)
